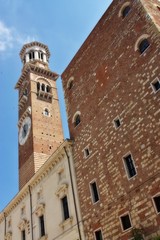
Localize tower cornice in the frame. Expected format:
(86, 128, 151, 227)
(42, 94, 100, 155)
(15, 63, 59, 89)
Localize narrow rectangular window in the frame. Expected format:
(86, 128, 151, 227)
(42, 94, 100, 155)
(39, 215, 45, 237)
(84, 147, 90, 158)
(153, 195, 160, 213)
(61, 196, 70, 220)
(94, 229, 103, 240)
(21, 230, 26, 240)
(120, 214, 132, 231)
(123, 154, 136, 179)
(90, 181, 99, 203)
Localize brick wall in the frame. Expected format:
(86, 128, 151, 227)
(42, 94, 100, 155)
(62, 0, 160, 239)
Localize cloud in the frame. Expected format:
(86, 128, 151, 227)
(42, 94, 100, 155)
(0, 21, 13, 51)
(0, 20, 37, 52)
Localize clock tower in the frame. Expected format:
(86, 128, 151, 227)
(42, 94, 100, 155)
(15, 42, 64, 189)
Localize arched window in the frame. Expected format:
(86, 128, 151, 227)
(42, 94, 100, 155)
(122, 5, 131, 18)
(23, 88, 28, 96)
(41, 84, 45, 91)
(68, 80, 73, 90)
(139, 39, 150, 54)
(67, 77, 74, 90)
(37, 82, 40, 92)
(75, 114, 81, 127)
(46, 85, 51, 93)
(38, 51, 44, 60)
(29, 51, 35, 60)
(44, 108, 49, 116)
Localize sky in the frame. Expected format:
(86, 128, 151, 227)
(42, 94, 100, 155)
(0, 0, 112, 211)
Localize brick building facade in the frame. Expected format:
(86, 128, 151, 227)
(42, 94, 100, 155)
(62, 0, 160, 239)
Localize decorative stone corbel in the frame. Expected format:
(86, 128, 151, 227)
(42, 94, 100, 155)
(35, 203, 45, 217)
(55, 183, 68, 198)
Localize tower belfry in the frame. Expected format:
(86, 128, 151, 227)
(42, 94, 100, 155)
(15, 42, 64, 189)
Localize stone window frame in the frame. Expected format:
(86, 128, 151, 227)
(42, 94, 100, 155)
(119, 212, 133, 232)
(118, 2, 131, 18)
(122, 152, 137, 180)
(35, 203, 47, 240)
(151, 77, 160, 93)
(134, 34, 150, 55)
(57, 166, 65, 183)
(89, 179, 100, 204)
(72, 111, 81, 127)
(67, 76, 74, 90)
(94, 228, 104, 240)
(43, 107, 50, 117)
(152, 193, 160, 215)
(18, 218, 29, 240)
(36, 78, 52, 94)
(55, 183, 73, 227)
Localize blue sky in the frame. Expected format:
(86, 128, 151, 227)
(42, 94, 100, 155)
(0, 0, 112, 211)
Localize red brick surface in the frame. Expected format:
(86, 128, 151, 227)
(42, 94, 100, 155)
(62, 0, 160, 239)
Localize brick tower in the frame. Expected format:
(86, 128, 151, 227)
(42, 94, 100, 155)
(15, 42, 64, 189)
(62, 0, 160, 239)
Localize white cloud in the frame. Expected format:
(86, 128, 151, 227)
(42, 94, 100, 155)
(0, 20, 37, 52)
(0, 21, 13, 51)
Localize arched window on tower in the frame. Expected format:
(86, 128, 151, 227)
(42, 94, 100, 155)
(37, 82, 40, 92)
(29, 51, 35, 60)
(46, 85, 51, 93)
(139, 39, 150, 54)
(74, 114, 81, 127)
(23, 88, 28, 96)
(44, 108, 49, 116)
(38, 51, 44, 61)
(122, 5, 131, 18)
(41, 84, 45, 92)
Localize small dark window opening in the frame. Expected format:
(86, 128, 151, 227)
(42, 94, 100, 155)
(157, 6, 160, 11)
(153, 195, 160, 213)
(21, 230, 26, 240)
(120, 214, 132, 231)
(68, 81, 73, 90)
(41, 84, 45, 91)
(37, 82, 40, 92)
(122, 6, 131, 18)
(123, 154, 136, 178)
(95, 229, 103, 240)
(61, 196, 70, 220)
(139, 39, 150, 54)
(90, 182, 99, 203)
(29, 51, 35, 60)
(114, 118, 121, 128)
(84, 148, 90, 158)
(23, 88, 28, 96)
(38, 51, 44, 60)
(152, 80, 160, 92)
(39, 215, 45, 237)
(46, 85, 51, 93)
(75, 115, 81, 127)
